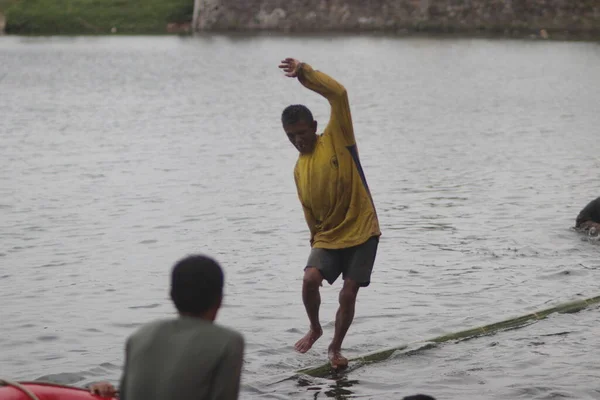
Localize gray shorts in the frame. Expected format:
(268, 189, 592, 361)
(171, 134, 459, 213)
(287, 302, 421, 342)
(306, 236, 379, 287)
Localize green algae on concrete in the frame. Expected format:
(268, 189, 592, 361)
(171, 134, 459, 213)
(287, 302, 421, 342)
(3, 0, 193, 35)
(297, 295, 600, 378)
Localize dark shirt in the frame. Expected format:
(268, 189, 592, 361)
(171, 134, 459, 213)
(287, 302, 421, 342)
(119, 317, 244, 400)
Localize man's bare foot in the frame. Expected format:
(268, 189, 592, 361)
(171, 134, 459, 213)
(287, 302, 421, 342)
(328, 347, 349, 370)
(294, 327, 322, 353)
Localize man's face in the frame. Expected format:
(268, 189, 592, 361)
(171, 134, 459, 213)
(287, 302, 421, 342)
(284, 120, 317, 154)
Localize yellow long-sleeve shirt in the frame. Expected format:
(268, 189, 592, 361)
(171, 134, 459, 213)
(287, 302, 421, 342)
(294, 63, 381, 249)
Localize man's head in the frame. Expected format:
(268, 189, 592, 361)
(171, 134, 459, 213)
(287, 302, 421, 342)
(170, 254, 224, 321)
(282, 104, 318, 154)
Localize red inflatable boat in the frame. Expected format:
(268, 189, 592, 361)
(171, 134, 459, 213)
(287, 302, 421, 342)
(0, 380, 117, 400)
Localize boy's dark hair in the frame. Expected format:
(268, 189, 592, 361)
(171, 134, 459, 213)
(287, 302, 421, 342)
(576, 197, 600, 227)
(170, 255, 224, 314)
(281, 104, 314, 126)
(403, 396, 437, 400)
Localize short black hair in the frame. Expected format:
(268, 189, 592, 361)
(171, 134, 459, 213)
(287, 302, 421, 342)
(281, 104, 314, 126)
(576, 196, 600, 227)
(403, 396, 436, 400)
(170, 255, 224, 314)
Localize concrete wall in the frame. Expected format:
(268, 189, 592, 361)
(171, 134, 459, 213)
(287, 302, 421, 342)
(193, 0, 600, 38)
(0, 12, 5, 35)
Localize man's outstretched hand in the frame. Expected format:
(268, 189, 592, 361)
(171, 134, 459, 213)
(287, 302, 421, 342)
(89, 382, 117, 398)
(279, 58, 301, 78)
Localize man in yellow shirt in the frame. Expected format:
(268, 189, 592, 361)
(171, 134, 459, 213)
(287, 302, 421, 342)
(279, 58, 381, 370)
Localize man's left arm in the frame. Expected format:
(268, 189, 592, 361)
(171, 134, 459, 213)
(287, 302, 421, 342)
(295, 168, 317, 244)
(117, 338, 131, 400)
(209, 333, 245, 400)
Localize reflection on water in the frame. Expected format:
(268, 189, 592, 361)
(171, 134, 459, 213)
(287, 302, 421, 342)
(1, 35, 600, 399)
(295, 376, 361, 400)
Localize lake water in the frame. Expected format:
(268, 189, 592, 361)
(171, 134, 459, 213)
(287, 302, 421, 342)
(1, 34, 600, 400)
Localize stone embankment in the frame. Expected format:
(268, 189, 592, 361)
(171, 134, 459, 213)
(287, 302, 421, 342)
(193, 0, 600, 39)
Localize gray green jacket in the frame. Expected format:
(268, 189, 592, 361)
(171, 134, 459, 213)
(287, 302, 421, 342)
(119, 316, 244, 400)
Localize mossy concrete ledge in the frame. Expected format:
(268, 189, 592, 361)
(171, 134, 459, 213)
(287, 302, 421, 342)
(193, 0, 600, 40)
(295, 295, 600, 378)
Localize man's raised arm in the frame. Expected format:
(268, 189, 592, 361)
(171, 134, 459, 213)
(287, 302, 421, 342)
(279, 58, 356, 145)
(297, 63, 346, 101)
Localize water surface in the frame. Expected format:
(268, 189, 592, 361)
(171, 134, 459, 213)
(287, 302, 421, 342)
(1, 35, 599, 399)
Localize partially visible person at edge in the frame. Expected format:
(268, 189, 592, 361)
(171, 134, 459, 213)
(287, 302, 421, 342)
(88, 255, 244, 400)
(575, 197, 600, 235)
(279, 58, 381, 370)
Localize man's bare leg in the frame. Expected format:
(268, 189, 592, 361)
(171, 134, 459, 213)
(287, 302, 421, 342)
(295, 267, 324, 353)
(328, 279, 360, 369)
